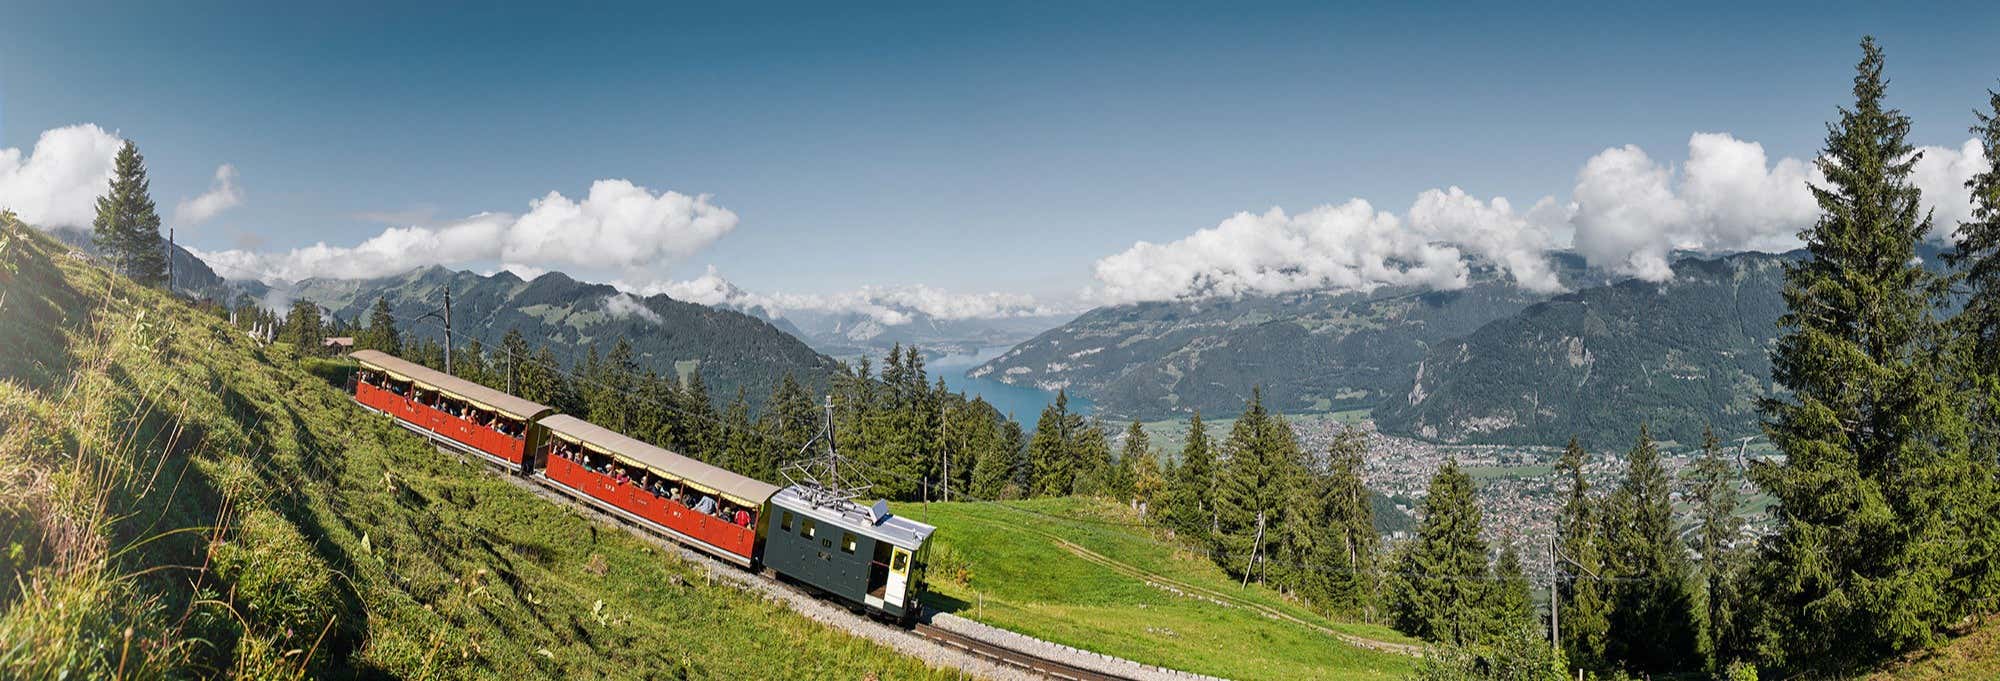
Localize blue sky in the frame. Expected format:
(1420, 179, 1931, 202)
(3, 1, 1997, 314)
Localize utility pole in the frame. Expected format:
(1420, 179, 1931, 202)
(940, 401, 951, 502)
(166, 227, 174, 293)
(1548, 533, 1560, 648)
(1241, 510, 1266, 588)
(442, 285, 454, 375)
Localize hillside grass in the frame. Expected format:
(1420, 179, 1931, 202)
(0, 218, 957, 679)
(1868, 618, 2000, 680)
(898, 496, 1417, 681)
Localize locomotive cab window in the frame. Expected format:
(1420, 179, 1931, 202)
(801, 518, 816, 539)
(891, 551, 909, 573)
(841, 532, 857, 554)
(780, 511, 794, 532)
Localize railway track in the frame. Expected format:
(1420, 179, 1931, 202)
(912, 621, 1141, 681)
(408, 434, 1157, 681)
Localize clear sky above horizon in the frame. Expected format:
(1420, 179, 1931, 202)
(4, 1, 1997, 316)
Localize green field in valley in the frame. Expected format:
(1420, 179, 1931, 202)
(897, 497, 1419, 681)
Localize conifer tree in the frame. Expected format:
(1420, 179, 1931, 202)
(1162, 411, 1215, 547)
(1321, 426, 1380, 617)
(1114, 420, 1149, 501)
(971, 416, 1024, 500)
(1951, 87, 2000, 378)
(1752, 37, 1985, 673)
(282, 300, 323, 348)
(458, 339, 490, 385)
(1129, 441, 1165, 515)
(1391, 459, 1487, 644)
(498, 328, 529, 391)
(92, 140, 167, 286)
(764, 372, 818, 471)
(1072, 418, 1115, 497)
(1214, 390, 1300, 583)
(1554, 438, 1609, 670)
(1946, 87, 2000, 619)
(364, 298, 401, 353)
(682, 366, 720, 460)
(1687, 426, 1745, 669)
(1027, 391, 1077, 497)
(1601, 426, 1698, 673)
(1488, 543, 1534, 638)
(721, 388, 756, 475)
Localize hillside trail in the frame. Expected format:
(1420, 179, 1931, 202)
(1011, 522, 1424, 658)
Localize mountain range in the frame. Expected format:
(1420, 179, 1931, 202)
(278, 266, 842, 409)
(970, 254, 1602, 421)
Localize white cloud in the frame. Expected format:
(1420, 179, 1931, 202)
(1407, 187, 1569, 293)
(0, 124, 123, 228)
(1570, 133, 1824, 280)
(173, 163, 244, 226)
(618, 265, 1070, 326)
(195, 179, 738, 283)
(602, 292, 662, 323)
(1091, 132, 1993, 302)
(1088, 200, 1469, 304)
(1911, 138, 1989, 242)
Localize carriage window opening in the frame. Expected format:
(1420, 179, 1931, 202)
(801, 519, 816, 539)
(780, 512, 794, 532)
(841, 533, 857, 554)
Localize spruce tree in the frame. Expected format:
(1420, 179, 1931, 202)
(1752, 37, 1985, 673)
(1163, 411, 1216, 546)
(1321, 426, 1380, 617)
(1687, 426, 1745, 669)
(1027, 391, 1076, 497)
(1114, 420, 1149, 502)
(1390, 459, 1488, 644)
(1947, 87, 2000, 620)
(972, 417, 1025, 500)
(365, 298, 401, 353)
(1601, 426, 1698, 673)
(282, 300, 323, 348)
(1214, 390, 1300, 583)
(92, 140, 167, 286)
(1554, 437, 1609, 670)
(1488, 543, 1534, 638)
(1950, 87, 2000, 377)
(1072, 418, 1115, 497)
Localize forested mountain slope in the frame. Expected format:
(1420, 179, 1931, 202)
(1373, 244, 1958, 445)
(974, 254, 1597, 420)
(1373, 250, 1794, 446)
(0, 217, 951, 679)
(287, 266, 842, 409)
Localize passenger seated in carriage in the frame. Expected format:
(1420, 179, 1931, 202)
(693, 495, 717, 515)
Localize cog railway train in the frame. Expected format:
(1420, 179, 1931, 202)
(345, 349, 936, 622)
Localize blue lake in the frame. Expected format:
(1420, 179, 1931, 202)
(930, 347, 1093, 422)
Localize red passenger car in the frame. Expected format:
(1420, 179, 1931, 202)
(350, 349, 555, 472)
(532, 414, 777, 567)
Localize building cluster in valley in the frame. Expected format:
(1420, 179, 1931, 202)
(1287, 417, 1775, 586)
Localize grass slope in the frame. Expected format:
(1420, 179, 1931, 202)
(900, 497, 1417, 681)
(0, 218, 955, 679)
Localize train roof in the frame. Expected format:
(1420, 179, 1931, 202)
(351, 349, 554, 421)
(768, 486, 936, 550)
(538, 413, 780, 508)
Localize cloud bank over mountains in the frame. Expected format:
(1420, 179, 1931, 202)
(624, 265, 1072, 326)
(173, 163, 244, 226)
(1089, 132, 1989, 303)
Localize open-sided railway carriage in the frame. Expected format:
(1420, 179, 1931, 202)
(350, 349, 553, 470)
(347, 350, 934, 621)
